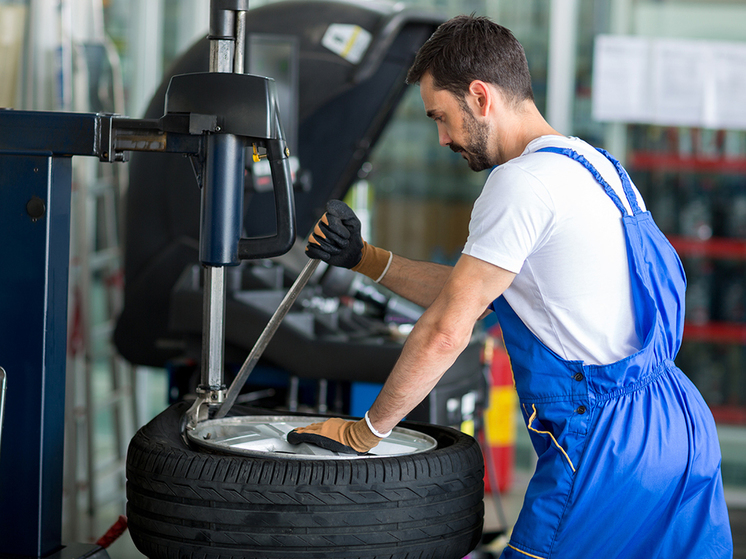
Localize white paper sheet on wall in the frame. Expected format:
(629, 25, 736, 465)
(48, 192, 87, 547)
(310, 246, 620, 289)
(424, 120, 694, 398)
(592, 35, 652, 123)
(651, 39, 706, 127)
(592, 34, 746, 130)
(710, 42, 746, 129)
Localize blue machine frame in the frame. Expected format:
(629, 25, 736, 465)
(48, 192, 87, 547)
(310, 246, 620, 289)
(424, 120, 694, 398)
(0, 73, 294, 558)
(0, 3, 297, 554)
(0, 112, 115, 556)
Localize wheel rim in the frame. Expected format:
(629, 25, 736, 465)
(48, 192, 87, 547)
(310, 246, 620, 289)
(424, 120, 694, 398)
(186, 415, 437, 459)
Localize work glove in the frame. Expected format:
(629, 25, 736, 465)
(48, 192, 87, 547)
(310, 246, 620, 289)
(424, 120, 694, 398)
(287, 417, 382, 454)
(306, 200, 392, 282)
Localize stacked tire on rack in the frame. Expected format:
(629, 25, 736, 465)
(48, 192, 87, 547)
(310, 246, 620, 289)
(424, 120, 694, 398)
(126, 402, 485, 559)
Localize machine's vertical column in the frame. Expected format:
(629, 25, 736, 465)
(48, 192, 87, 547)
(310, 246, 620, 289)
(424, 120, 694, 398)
(197, 0, 250, 407)
(0, 155, 72, 556)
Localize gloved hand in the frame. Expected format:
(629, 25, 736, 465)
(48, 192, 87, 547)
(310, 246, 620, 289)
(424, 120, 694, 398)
(287, 417, 382, 454)
(306, 200, 392, 282)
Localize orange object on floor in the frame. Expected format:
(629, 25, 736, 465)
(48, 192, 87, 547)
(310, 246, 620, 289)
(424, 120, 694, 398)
(482, 331, 517, 494)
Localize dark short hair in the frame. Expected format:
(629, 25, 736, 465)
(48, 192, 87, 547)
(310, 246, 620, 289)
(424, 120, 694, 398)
(406, 14, 534, 104)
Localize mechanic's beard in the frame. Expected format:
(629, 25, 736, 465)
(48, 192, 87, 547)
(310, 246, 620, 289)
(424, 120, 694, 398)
(449, 110, 493, 172)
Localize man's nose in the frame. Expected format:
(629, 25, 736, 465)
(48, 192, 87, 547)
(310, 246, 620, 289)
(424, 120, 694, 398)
(437, 126, 451, 147)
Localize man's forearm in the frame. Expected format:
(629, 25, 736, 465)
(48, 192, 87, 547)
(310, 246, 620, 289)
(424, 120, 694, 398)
(378, 254, 453, 308)
(366, 255, 517, 435)
(367, 303, 473, 434)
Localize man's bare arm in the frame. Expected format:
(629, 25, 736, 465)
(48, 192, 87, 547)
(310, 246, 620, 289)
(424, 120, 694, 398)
(369, 254, 516, 433)
(378, 254, 453, 308)
(287, 254, 514, 452)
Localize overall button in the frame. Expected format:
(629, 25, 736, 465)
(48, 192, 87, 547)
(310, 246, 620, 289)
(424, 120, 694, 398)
(576, 405, 587, 414)
(574, 372, 584, 381)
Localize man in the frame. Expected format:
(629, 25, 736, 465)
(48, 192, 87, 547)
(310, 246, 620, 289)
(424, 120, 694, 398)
(289, 15, 732, 558)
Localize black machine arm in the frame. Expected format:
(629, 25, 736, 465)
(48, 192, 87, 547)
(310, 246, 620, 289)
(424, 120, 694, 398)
(238, 115, 296, 259)
(164, 70, 296, 262)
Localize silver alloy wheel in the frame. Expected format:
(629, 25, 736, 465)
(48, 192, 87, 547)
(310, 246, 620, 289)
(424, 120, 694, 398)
(187, 415, 437, 459)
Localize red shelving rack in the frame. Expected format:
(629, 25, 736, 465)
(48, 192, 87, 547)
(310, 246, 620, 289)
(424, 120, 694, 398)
(630, 152, 746, 174)
(668, 234, 746, 348)
(668, 236, 746, 261)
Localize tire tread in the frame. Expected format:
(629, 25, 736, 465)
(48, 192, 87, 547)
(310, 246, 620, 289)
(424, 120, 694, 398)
(126, 402, 483, 559)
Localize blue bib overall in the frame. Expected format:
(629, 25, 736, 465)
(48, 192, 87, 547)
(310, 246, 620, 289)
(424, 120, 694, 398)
(494, 147, 733, 559)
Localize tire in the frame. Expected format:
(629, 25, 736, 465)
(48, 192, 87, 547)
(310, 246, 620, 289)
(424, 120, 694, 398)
(126, 402, 484, 559)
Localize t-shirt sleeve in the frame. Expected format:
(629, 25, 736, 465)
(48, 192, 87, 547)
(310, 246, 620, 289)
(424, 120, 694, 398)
(463, 164, 555, 274)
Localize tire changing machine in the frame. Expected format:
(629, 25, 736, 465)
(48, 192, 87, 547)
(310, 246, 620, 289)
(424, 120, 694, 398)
(0, 1, 297, 556)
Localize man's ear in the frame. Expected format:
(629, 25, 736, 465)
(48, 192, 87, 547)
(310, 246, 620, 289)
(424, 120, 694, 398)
(467, 80, 492, 117)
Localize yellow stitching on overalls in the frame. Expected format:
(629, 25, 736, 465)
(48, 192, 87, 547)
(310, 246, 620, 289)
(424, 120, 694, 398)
(507, 543, 547, 559)
(526, 404, 576, 473)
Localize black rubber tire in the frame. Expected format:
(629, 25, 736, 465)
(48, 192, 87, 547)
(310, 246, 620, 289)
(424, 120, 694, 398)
(126, 402, 484, 559)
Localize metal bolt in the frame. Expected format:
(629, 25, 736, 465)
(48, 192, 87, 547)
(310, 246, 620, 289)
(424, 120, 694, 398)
(26, 196, 46, 222)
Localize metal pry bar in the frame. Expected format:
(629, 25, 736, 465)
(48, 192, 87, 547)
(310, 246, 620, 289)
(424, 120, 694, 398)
(214, 258, 321, 419)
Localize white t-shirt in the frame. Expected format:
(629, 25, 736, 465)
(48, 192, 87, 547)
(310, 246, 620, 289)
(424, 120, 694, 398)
(463, 135, 646, 365)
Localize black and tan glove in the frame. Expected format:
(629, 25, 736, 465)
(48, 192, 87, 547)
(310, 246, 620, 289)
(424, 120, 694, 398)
(287, 417, 382, 454)
(306, 200, 392, 282)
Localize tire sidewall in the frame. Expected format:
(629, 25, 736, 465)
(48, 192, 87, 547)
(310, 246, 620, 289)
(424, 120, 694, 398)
(126, 402, 484, 559)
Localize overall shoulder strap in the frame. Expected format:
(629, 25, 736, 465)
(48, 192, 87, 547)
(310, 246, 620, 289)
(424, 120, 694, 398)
(536, 146, 638, 217)
(595, 147, 643, 215)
